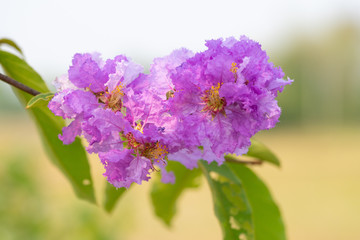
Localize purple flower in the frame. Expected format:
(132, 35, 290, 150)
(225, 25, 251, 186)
(48, 53, 144, 146)
(48, 37, 292, 187)
(91, 108, 170, 188)
(166, 36, 292, 166)
(49, 52, 176, 187)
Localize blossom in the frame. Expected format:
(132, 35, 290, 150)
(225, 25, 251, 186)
(49, 53, 165, 187)
(48, 37, 292, 188)
(165, 36, 292, 167)
(85, 106, 171, 187)
(48, 53, 144, 147)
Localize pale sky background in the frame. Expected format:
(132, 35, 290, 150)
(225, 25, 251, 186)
(2, 0, 360, 84)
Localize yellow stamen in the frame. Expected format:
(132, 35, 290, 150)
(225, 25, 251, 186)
(122, 131, 169, 164)
(144, 142, 168, 161)
(230, 62, 238, 74)
(208, 83, 222, 106)
(134, 122, 143, 134)
(201, 83, 226, 118)
(230, 62, 238, 82)
(107, 84, 124, 112)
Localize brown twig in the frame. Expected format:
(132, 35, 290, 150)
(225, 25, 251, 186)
(225, 156, 263, 165)
(0, 73, 40, 96)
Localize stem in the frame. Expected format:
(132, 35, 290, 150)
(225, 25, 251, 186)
(0, 73, 40, 96)
(224, 156, 262, 165)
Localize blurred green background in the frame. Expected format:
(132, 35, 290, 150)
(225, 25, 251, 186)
(1, 1, 360, 239)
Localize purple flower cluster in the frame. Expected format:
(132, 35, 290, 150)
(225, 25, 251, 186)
(49, 36, 292, 188)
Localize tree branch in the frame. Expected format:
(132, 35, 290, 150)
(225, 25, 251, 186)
(225, 156, 263, 165)
(0, 73, 40, 96)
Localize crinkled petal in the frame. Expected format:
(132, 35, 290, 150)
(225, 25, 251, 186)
(48, 89, 98, 119)
(53, 74, 77, 92)
(99, 149, 133, 188)
(127, 156, 152, 185)
(168, 147, 203, 169)
(160, 166, 175, 184)
(68, 53, 107, 92)
(59, 116, 83, 144)
(105, 59, 143, 92)
(100, 149, 152, 188)
(148, 48, 194, 99)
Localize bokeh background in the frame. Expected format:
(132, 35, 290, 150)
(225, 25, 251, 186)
(1, 0, 360, 239)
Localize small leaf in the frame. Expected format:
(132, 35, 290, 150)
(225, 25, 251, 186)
(103, 182, 127, 213)
(245, 139, 280, 166)
(199, 161, 286, 240)
(26, 92, 54, 109)
(0, 38, 23, 55)
(151, 161, 202, 226)
(0, 50, 96, 204)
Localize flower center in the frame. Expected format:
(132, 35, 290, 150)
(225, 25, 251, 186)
(124, 132, 140, 149)
(106, 85, 124, 112)
(121, 132, 168, 164)
(140, 142, 168, 164)
(201, 83, 226, 118)
(93, 84, 124, 112)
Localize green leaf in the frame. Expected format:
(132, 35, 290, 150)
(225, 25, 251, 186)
(199, 161, 254, 240)
(151, 161, 202, 226)
(0, 38, 23, 55)
(245, 139, 280, 166)
(229, 162, 286, 240)
(26, 92, 54, 109)
(103, 182, 127, 213)
(199, 161, 286, 240)
(0, 50, 96, 204)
